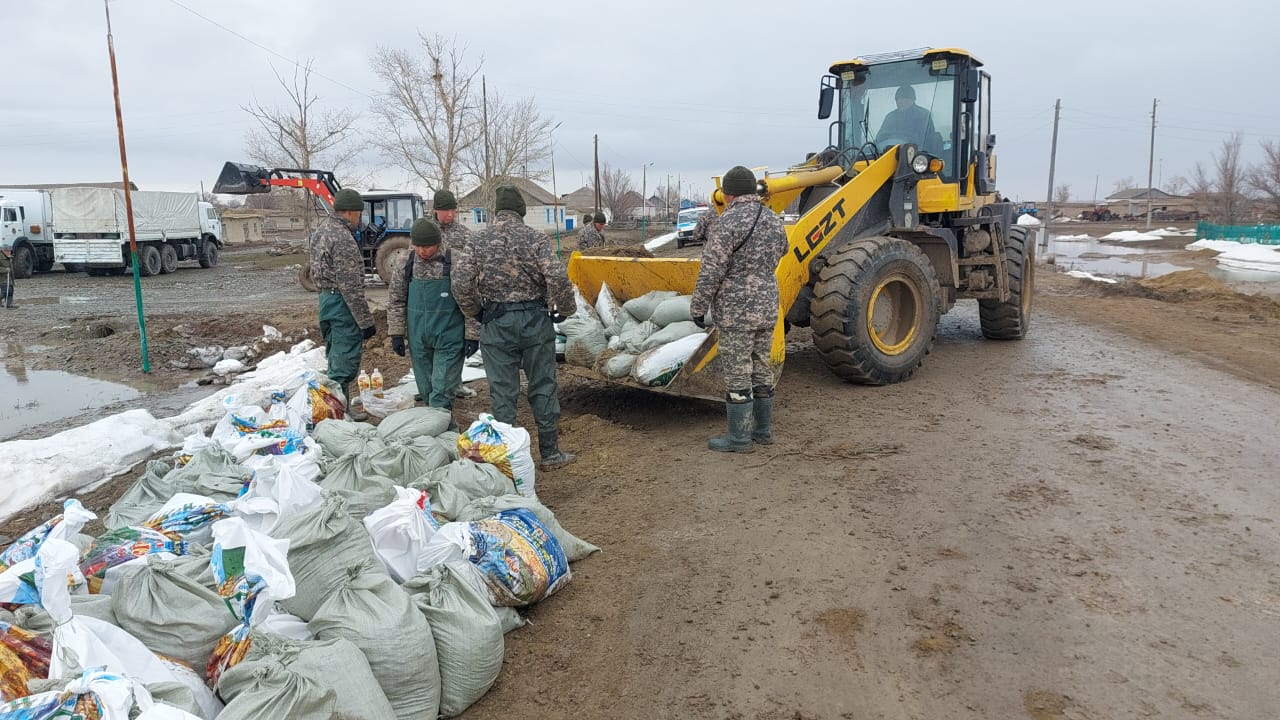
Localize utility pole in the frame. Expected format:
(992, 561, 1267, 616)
(482, 76, 491, 218)
(641, 161, 653, 241)
(666, 173, 672, 221)
(1042, 98, 1061, 247)
(549, 121, 563, 257)
(593, 134, 600, 213)
(1146, 98, 1158, 230)
(1092, 175, 1099, 208)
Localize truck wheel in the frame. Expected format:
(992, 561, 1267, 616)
(979, 225, 1034, 340)
(11, 245, 34, 279)
(63, 263, 85, 274)
(37, 257, 54, 273)
(137, 245, 162, 277)
(298, 263, 318, 292)
(160, 244, 179, 274)
(199, 242, 219, 268)
(810, 236, 940, 385)
(375, 236, 411, 284)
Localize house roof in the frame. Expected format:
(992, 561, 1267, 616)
(0, 181, 139, 191)
(1106, 188, 1181, 201)
(458, 176, 557, 207)
(559, 186, 598, 213)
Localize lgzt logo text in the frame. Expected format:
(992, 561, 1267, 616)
(792, 198, 847, 263)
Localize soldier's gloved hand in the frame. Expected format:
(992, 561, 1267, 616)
(549, 310, 567, 324)
(361, 325, 377, 341)
(391, 335, 406, 356)
(464, 339, 479, 358)
(692, 315, 706, 329)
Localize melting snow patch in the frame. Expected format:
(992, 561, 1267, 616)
(1100, 231, 1163, 242)
(1066, 270, 1118, 284)
(644, 231, 677, 251)
(1052, 234, 1094, 241)
(1187, 240, 1280, 273)
(1016, 214, 1043, 227)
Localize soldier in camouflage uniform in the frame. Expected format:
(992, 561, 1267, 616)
(578, 211, 606, 250)
(690, 166, 787, 453)
(432, 189, 480, 359)
(0, 247, 14, 309)
(452, 185, 578, 468)
(310, 188, 376, 419)
(388, 218, 466, 413)
(690, 210, 716, 245)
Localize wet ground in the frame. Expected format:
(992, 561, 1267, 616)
(3, 239, 1280, 718)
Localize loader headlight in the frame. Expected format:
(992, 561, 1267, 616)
(911, 154, 931, 174)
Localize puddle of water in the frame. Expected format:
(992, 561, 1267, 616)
(12, 296, 98, 306)
(0, 365, 141, 440)
(1042, 237, 1188, 279)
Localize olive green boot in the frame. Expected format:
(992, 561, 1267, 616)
(752, 385, 774, 445)
(708, 397, 755, 454)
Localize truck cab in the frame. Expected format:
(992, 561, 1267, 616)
(199, 201, 223, 243)
(0, 189, 55, 278)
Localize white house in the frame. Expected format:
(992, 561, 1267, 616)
(455, 177, 568, 234)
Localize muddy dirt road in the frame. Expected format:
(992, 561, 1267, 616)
(3, 246, 1279, 718)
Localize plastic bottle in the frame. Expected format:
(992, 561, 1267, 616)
(370, 368, 384, 398)
(357, 369, 371, 395)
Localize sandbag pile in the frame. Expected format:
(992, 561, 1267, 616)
(0, 382, 598, 719)
(558, 282, 709, 386)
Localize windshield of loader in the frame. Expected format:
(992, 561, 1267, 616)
(837, 58, 955, 175)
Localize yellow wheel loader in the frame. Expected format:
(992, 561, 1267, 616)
(567, 47, 1030, 399)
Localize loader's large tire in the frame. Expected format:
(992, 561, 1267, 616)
(810, 236, 941, 385)
(138, 245, 162, 277)
(375, 236, 411, 285)
(299, 263, 318, 292)
(11, 245, 34, 279)
(979, 224, 1034, 340)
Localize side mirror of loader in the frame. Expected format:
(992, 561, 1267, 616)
(961, 68, 980, 104)
(818, 86, 835, 120)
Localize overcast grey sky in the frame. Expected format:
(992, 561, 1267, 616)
(3, 0, 1275, 204)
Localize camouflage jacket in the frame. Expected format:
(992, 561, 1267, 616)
(690, 196, 787, 331)
(439, 221, 480, 339)
(578, 224, 605, 250)
(0, 249, 10, 275)
(452, 210, 576, 319)
(691, 212, 716, 244)
(386, 249, 449, 336)
(309, 215, 373, 328)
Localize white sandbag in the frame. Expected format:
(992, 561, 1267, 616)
(457, 494, 600, 562)
(110, 554, 239, 672)
(606, 334, 623, 351)
(243, 631, 397, 720)
(312, 419, 385, 458)
(623, 289, 680, 322)
(310, 568, 441, 720)
(594, 281, 623, 329)
(618, 319, 659, 353)
(639, 320, 703, 351)
(561, 314, 609, 368)
(229, 462, 324, 535)
(632, 332, 708, 386)
(143, 493, 231, 546)
(105, 445, 250, 530)
(457, 414, 536, 499)
(444, 509, 572, 607)
(403, 562, 504, 717)
(601, 352, 637, 379)
(376, 406, 453, 442)
(436, 431, 461, 460)
(274, 494, 387, 621)
(0, 499, 96, 568)
(2, 670, 146, 720)
(216, 658, 337, 720)
(364, 487, 439, 583)
(364, 435, 452, 484)
(413, 459, 517, 521)
(650, 295, 694, 326)
(317, 455, 398, 519)
(571, 284, 600, 322)
(606, 306, 636, 337)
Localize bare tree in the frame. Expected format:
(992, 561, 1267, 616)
(1053, 184, 1071, 204)
(242, 60, 362, 234)
(655, 183, 680, 219)
(596, 162, 639, 221)
(1246, 140, 1280, 220)
(1188, 162, 1215, 217)
(1111, 176, 1136, 195)
(1165, 175, 1189, 196)
(1214, 132, 1247, 223)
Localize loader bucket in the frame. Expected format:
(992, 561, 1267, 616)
(565, 254, 786, 402)
(212, 161, 272, 195)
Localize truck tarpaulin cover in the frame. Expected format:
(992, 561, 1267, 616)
(51, 188, 200, 236)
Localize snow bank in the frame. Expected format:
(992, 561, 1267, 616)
(643, 231, 677, 251)
(1052, 234, 1094, 242)
(1187, 239, 1280, 273)
(0, 409, 181, 523)
(1065, 270, 1118, 284)
(1016, 214, 1042, 227)
(1100, 230, 1163, 242)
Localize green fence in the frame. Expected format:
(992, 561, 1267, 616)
(1197, 222, 1280, 244)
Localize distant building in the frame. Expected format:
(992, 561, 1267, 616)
(1105, 188, 1196, 218)
(457, 176, 567, 233)
(221, 211, 265, 244)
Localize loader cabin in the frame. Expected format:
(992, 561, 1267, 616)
(819, 47, 996, 212)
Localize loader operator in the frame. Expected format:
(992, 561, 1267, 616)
(431, 189, 480, 360)
(311, 187, 377, 421)
(875, 84, 938, 153)
(388, 219, 467, 414)
(690, 166, 788, 454)
(452, 185, 578, 469)
(578, 211, 607, 250)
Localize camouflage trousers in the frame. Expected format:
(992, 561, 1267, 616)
(719, 328, 773, 399)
